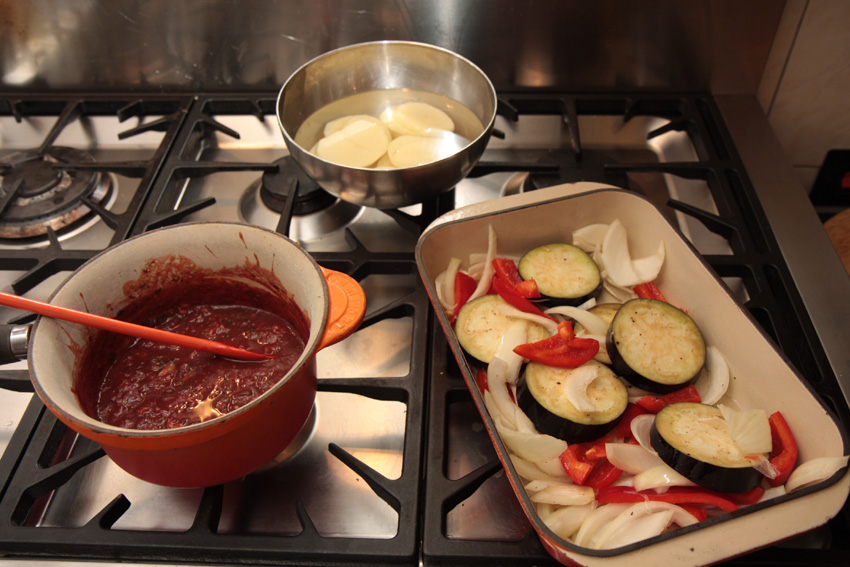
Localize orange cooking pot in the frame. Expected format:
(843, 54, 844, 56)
(27, 222, 365, 488)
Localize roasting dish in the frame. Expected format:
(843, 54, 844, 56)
(415, 183, 850, 566)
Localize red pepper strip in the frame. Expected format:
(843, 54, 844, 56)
(560, 444, 595, 485)
(490, 258, 541, 299)
(559, 441, 623, 489)
(513, 278, 540, 298)
(491, 276, 553, 320)
(635, 384, 702, 413)
(451, 271, 478, 321)
(584, 459, 623, 490)
(596, 486, 739, 514)
(610, 403, 650, 442)
(724, 485, 765, 506)
(475, 367, 489, 392)
(634, 281, 668, 302)
(767, 411, 798, 487)
(513, 321, 599, 368)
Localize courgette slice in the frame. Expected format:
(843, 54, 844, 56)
(455, 294, 550, 364)
(607, 298, 706, 394)
(651, 402, 763, 493)
(518, 243, 602, 305)
(517, 360, 628, 444)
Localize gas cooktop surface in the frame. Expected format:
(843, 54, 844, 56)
(0, 91, 848, 566)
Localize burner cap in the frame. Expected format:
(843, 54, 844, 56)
(260, 157, 337, 215)
(0, 146, 113, 239)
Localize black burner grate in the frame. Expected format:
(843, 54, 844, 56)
(0, 92, 848, 566)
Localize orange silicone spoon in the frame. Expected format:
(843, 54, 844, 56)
(0, 291, 273, 362)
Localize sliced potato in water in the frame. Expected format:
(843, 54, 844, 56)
(323, 114, 384, 137)
(314, 119, 391, 168)
(387, 134, 460, 168)
(380, 101, 455, 136)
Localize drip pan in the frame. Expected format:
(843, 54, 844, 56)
(415, 182, 850, 566)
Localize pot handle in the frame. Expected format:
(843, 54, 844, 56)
(318, 267, 366, 350)
(0, 324, 30, 365)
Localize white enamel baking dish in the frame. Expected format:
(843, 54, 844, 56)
(415, 183, 850, 566)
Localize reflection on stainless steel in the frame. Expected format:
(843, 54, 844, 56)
(0, 1, 782, 94)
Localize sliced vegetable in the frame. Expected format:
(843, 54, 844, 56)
(630, 413, 657, 453)
(572, 223, 609, 253)
(651, 402, 763, 493)
(541, 503, 596, 541)
(492, 276, 553, 320)
(379, 101, 455, 137)
(608, 298, 706, 394)
(600, 219, 666, 287)
(517, 359, 628, 444)
(604, 442, 665, 475)
(559, 441, 623, 489)
(593, 501, 696, 550)
(546, 305, 610, 337)
(767, 411, 799, 487)
(518, 243, 602, 305)
(632, 463, 696, 491)
(492, 258, 540, 298)
(785, 455, 850, 493)
(694, 346, 731, 406)
(597, 485, 739, 514)
(573, 503, 632, 548)
(635, 384, 702, 413)
(718, 404, 772, 456)
(528, 482, 596, 506)
(467, 224, 497, 303)
(314, 118, 391, 167)
(455, 295, 550, 363)
(451, 271, 477, 320)
(633, 281, 668, 302)
(513, 321, 598, 369)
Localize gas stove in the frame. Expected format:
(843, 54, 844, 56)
(1, 92, 848, 566)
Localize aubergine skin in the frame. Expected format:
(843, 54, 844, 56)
(516, 372, 621, 444)
(538, 281, 603, 308)
(650, 422, 762, 493)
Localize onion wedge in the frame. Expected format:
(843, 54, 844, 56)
(630, 414, 657, 454)
(718, 404, 772, 456)
(632, 463, 696, 491)
(530, 482, 595, 506)
(561, 363, 600, 413)
(572, 223, 609, 253)
(785, 455, 850, 493)
(695, 346, 731, 405)
(542, 503, 596, 540)
(545, 305, 610, 337)
(467, 224, 497, 302)
(605, 442, 665, 475)
(594, 501, 698, 550)
(599, 219, 665, 287)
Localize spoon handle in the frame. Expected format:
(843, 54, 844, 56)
(0, 291, 272, 362)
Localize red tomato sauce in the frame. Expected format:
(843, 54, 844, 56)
(74, 256, 311, 431)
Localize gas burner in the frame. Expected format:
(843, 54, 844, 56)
(239, 156, 362, 241)
(0, 147, 115, 240)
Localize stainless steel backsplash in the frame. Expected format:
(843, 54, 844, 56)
(0, 0, 784, 93)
